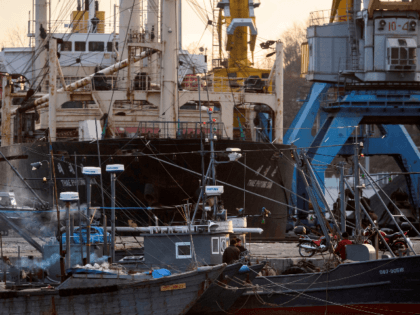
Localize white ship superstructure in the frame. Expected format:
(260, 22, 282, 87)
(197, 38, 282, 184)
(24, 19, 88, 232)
(0, 0, 283, 145)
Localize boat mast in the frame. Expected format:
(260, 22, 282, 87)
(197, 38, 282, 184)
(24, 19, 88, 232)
(34, 0, 48, 92)
(146, 0, 159, 84)
(160, 0, 179, 135)
(88, 0, 96, 32)
(353, 140, 362, 243)
(178, 0, 182, 49)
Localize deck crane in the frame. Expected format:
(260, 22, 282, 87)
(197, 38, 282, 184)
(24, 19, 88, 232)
(212, 0, 277, 141)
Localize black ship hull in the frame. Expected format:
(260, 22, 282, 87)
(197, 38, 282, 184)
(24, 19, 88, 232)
(0, 139, 294, 240)
(228, 255, 420, 314)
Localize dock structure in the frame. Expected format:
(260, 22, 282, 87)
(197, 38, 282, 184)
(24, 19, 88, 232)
(286, 0, 420, 230)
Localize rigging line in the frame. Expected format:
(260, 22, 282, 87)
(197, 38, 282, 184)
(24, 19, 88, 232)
(310, 161, 341, 210)
(100, 194, 186, 271)
(186, 0, 208, 25)
(13, 7, 86, 97)
(109, 185, 198, 268)
(245, 270, 386, 315)
(102, 179, 199, 267)
(100, 122, 143, 166)
(235, 160, 311, 204)
(74, 0, 100, 78)
(20, 0, 87, 79)
(141, 139, 192, 199)
(103, 0, 136, 135)
(137, 150, 309, 212)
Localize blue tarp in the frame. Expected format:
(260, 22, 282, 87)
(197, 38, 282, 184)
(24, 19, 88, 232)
(152, 269, 171, 279)
(238, 265, 250, 273)
(62, 226, 112, 245)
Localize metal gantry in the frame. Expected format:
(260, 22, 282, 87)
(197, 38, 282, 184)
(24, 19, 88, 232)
(285, 86, 420, 231)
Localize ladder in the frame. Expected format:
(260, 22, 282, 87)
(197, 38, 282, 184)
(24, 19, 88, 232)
(360, 163, 419, 255)
(211, 2, 221, 69)
(345, 0, 359, 71)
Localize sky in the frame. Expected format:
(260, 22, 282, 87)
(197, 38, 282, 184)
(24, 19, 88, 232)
(0, 0, 332, 59)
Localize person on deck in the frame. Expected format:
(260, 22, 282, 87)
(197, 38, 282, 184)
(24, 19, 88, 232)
(334, 232, 353, 261)
(236, 238, 247, 254)
(223, 239, 240, 264)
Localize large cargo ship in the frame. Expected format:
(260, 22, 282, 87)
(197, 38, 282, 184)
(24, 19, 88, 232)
(0, 0, 291, 240)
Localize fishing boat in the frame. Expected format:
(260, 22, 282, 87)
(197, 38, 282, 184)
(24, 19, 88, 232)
(225, 141, 420, 314)
(229, 255, 420, 315)
(0, 0, 293, 241)
(187, 263, 266, 315)
(0, 263, 226, 315)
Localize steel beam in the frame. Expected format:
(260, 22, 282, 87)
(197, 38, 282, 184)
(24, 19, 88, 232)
(284, 83, 331, 147)
(274, 42, 284, 144)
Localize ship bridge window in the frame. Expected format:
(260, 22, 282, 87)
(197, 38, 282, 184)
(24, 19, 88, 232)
(60, 41, 72, 52)
(89, 41, 105, 52)
(75, 42, 86, 52)
(107, 42, 118, 52)
(386, 38, 416, 71)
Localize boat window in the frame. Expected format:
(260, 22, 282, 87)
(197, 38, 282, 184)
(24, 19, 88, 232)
(89, 41, 105, 52)
(212, 237, 219, 254)
(61, 41, 72, 51)
(175, 242, 192, 259)
(107, 42, 118, 52)
(220, 237, 227, 253)
(75, 42, 86, 52)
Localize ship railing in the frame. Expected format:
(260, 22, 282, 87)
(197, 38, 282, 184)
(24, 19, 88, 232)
(31, 20, 115, 35)
(136, 121, 226, 139)
(309, 9, 351, 26)
(182, 76, 274, 94)
(319, 89, 340, 108)
(344, 172, 398, 187)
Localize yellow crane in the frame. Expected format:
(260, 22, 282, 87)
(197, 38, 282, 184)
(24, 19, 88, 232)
(330, 0, 353, 23)
(213, 0, 271, 92)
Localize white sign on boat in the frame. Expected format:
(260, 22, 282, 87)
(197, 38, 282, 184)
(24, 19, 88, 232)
(205, 186, 224, 196)
(106, 164, 125, 173)
(82, 167, 101, 175)
(60, 192, 79, 201)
